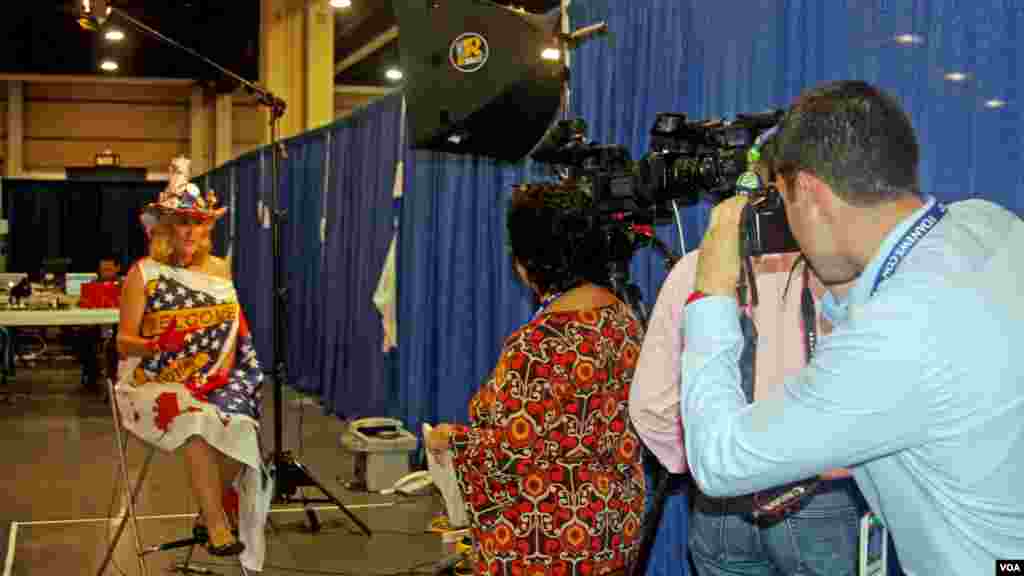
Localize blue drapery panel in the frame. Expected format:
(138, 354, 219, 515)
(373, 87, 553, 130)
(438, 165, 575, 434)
(317, 94, 403, 418)
(207, 95, 401, 418)
(569, 0, 1023, 257)
(232, 151, 275, 365)
(684, 0, 1021, 212)
(282, 134, 326, 394)
(397, 152, 536, 434)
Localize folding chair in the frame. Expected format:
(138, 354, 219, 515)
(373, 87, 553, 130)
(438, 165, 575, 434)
(97, 341, 250, 576)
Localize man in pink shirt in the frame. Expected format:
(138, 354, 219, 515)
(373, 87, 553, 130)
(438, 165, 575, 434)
(630, 247, 870, 575)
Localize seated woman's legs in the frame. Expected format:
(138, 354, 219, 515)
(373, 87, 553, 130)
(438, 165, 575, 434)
(183, 436, 234, 545)
(217, 452, 244, 528)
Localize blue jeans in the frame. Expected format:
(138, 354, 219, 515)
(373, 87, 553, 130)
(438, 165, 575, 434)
(689, 478, 865, 576)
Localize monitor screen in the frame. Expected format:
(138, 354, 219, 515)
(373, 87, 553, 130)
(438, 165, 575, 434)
(66, 273, 98, 296)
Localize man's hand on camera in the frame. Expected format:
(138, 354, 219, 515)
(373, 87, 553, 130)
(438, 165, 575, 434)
(695, 196, 749, 297)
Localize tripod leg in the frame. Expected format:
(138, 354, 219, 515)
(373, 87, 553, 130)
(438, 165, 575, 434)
(181, 543, 196, 570)
(303, 497, 321, 534)
(289, 458, 371, 536)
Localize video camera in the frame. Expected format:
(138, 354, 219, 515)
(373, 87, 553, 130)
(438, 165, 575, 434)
(530, 111, 798, 256)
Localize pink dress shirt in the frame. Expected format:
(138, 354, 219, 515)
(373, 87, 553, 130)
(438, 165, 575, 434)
(629, 251, 832, 474)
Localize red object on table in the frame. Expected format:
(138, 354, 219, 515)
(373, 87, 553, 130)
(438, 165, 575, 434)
(79, 282, 121, 309)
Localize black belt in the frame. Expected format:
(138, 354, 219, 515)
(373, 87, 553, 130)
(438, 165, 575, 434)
(693, 477, 856, 517)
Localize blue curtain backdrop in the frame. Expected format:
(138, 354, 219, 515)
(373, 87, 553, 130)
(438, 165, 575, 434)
(397, 153, 537, 432)
(315, 95, 403, 417)
(231, 151, 275, 365)
(281, 133, 326, 395)
(203, 94, 401, 419)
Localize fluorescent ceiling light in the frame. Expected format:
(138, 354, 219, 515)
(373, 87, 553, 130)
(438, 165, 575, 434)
(104, 28, 124, 41)
(894, 33, 924, 45)
(100, 60, 119, 71)
(944, 72, 968, 82)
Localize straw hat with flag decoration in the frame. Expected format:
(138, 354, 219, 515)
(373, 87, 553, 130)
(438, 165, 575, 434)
(141, 156, 226, 235)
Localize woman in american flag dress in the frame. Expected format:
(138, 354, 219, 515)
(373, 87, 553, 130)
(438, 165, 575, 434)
(114, 157, 267, 563)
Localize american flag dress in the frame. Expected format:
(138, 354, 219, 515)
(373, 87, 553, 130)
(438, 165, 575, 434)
(114, 258, 270, 569)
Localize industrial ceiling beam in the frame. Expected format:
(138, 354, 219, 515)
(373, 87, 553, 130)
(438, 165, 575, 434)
(334, 25, 398, 75)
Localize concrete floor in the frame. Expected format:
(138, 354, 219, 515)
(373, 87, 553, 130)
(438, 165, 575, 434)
(0, 350, 447, 576)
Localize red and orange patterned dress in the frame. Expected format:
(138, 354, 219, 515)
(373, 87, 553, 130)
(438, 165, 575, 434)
(451, 302, 646, 576)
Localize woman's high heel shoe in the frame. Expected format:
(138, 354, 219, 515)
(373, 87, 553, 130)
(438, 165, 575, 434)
(205, 526, 245, 557)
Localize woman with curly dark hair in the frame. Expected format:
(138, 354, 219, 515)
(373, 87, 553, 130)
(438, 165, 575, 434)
(426, 181, 647, 576)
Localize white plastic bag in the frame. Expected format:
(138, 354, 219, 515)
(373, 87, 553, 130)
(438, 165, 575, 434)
(237, 461, 275, 572)
(423, 423, 469, 528)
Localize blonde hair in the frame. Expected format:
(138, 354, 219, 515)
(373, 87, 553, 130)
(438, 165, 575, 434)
(149, 214, 213, 268)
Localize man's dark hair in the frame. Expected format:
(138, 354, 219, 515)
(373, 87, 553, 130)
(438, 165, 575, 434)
(99, 252, 122, 267)
(773, 80, 921, 205)
(506, 181, 607, 296)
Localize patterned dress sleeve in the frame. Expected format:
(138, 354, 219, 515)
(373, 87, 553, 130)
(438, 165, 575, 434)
(449, 336, 519, 515)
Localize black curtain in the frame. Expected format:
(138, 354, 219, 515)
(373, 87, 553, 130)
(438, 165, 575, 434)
(4, 179, 158, 273)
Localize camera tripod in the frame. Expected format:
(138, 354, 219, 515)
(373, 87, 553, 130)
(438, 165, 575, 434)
(602, 227, 693, 576)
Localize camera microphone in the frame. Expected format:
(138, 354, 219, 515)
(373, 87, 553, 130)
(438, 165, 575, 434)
(735, 170, 762, 195)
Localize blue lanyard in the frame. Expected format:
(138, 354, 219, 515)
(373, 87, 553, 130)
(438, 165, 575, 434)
(870, 201, 947, 296)
(532, 291, 563, 320)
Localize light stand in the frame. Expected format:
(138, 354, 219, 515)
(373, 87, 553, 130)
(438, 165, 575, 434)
(104, 7, 371, 537)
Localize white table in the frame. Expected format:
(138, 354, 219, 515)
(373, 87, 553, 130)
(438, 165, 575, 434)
(0, 308, 120, 394)
(0, 308, 119, 327)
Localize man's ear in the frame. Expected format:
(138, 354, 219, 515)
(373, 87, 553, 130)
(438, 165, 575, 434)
(794, 172, 827, 210)
(798, 171, 846, 225)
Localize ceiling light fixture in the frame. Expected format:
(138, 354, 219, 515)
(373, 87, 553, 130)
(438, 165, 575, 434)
(944, 72, 968, 82)
(330, 0, 352, 8)
(984, 99, 1006, 109)
(100, 60, 119, 72)
(385, 67, 404, 81)
(104, 28, 124, 42)
(81, 0, 111, 25)
(894, 33, 924, 45)
(541, 47, 561, 61)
